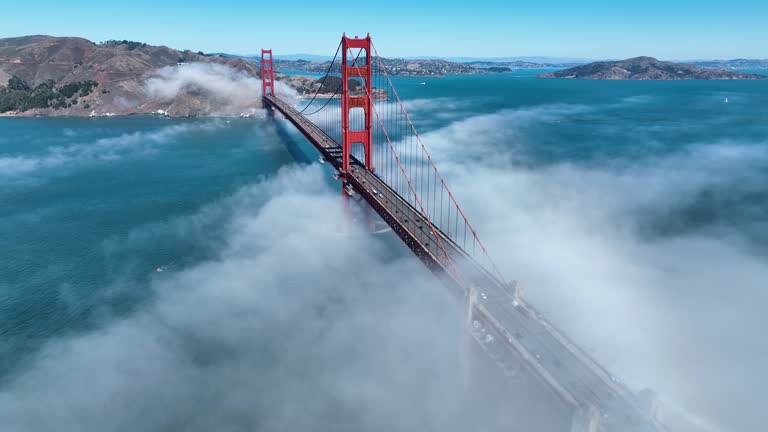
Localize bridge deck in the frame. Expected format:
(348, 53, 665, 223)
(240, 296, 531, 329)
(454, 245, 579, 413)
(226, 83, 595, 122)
(264, 94, 660, 432)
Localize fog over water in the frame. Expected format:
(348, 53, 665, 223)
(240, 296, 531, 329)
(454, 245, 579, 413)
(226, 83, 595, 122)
(144, 63, 298, 116)
(1, 165, 478, 431)
(1, 73, 767, 431)
(398, 76, 768, 431)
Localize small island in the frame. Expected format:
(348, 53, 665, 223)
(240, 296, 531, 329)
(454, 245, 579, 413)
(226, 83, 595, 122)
(538, 56, 767, 80)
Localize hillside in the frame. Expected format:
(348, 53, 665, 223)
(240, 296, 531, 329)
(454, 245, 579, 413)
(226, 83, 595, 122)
(0, 36, 274, 116)
(273, 57, 484, 77)
(279, 74, 387, 99)
(465, 60, 581, 69)
(686, 59, 768, 71)
(539, 56, 767, 80)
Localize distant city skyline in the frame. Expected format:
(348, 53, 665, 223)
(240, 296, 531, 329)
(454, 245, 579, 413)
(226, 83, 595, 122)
(2, 0, 767, 60)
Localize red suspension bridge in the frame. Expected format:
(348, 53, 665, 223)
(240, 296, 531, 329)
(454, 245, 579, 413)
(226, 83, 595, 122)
(260, 34, 665, 432)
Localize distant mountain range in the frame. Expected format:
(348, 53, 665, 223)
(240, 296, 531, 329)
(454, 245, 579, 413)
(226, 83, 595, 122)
(274, 53, 337, 62)
(410, 56, 596, 64)
(227, 53, 768, 74)
(263, 55, 589, 63)
(539, 57, 767, 80)
(272, 58, 487, 77)
(684, 59, 768, 70)
(227, 53, 589, 69)
(3, 35, 766, 118)
(464, 60, 581, 69)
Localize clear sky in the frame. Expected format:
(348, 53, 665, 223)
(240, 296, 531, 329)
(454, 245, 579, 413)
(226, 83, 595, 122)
(2, 0, 766, 60)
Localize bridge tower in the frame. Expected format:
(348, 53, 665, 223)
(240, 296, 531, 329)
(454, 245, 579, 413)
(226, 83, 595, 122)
(261, 49, 275, 97)
(341, 34, 373, 173)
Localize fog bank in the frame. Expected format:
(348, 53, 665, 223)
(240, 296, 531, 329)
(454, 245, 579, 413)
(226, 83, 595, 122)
(419, 103, 768, 432)
(0, 165, 484, 432)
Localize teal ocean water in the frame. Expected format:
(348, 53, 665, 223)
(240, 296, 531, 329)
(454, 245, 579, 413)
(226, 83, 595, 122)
(1, 117, 295, 355)
(1, 75, 767, 431)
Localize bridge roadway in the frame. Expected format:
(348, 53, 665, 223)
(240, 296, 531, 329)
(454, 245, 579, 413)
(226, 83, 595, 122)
(263, 94, 661, 432)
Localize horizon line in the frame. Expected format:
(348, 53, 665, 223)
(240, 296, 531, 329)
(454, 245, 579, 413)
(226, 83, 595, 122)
(2, 34, 767, 63)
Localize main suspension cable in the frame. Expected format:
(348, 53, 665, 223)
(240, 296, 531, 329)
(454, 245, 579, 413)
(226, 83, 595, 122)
(370, 41, 506, 283)
(297, 40, 343, 114)
(301, 47, 364, 116)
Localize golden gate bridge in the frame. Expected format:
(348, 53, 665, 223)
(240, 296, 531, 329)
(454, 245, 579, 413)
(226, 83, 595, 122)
(260, 34, 666, 432)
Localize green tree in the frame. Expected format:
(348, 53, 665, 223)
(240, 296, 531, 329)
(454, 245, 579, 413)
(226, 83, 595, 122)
(7, 76, 30, 91)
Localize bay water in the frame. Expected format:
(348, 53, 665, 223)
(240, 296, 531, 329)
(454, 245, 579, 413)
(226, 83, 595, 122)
(1, 73, 766, 431)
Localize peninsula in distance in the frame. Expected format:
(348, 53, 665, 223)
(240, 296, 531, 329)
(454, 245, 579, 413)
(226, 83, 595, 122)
(538, 56, 767, 80)
(1, 36, 766, 118)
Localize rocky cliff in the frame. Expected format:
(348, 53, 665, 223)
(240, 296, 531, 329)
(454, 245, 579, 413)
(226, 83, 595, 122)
(0, 36, 285, 117)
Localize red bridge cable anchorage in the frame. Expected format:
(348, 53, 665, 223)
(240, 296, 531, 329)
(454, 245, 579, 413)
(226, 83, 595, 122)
(358, 66, 465, 287)
(370, 41, 506, 284)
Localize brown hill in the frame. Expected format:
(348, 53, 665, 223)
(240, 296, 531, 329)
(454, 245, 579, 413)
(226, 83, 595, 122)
(0, 35, 271, 116)
(539, 56, 767, 80)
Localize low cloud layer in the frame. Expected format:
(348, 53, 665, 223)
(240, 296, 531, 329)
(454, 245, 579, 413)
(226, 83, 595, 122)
(0, 165, 492, 432)
(412, 102, 768, 432)
(144, 63, 298, 116)
(276, 95, 768, 430)
(2, 92, 764, 432)
(0, 122, 225, 177)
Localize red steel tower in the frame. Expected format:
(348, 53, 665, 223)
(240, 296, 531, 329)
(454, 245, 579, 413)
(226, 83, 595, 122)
(261, 49, 275, 97)
(341, 34, 373, 173)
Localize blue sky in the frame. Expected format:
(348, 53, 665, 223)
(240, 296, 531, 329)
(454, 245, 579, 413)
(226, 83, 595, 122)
(2, 0, 766, 59)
